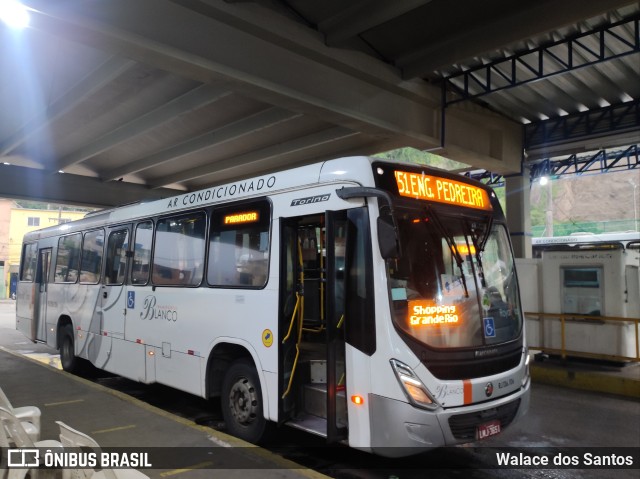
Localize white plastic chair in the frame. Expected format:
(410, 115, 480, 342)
(0, 386, 41, 442)
(56, 422, 150, 479)
(0, 406, 62, 479)
(0, 418, 11, 479)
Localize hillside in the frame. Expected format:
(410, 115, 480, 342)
(530, 168, 638, 235)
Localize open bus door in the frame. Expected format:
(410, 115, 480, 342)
(33, 248, 51, 342)
(278, 211, 348, 442)
(324, 210, 348, 442)
(9, 272, 18, 300)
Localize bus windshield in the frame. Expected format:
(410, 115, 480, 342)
(387, 208, 522, 349)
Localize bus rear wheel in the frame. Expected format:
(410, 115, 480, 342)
(60, 324, 79, 373)
(221, 359, 267, 444)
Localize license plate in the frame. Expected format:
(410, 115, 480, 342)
(477, 420, 501, 440)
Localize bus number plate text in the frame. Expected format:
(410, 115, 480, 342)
(477, 420, 501, 440)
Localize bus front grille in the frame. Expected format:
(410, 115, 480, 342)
(426, 348, 522, 380)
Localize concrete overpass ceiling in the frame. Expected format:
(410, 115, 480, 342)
(288, 0, 639, 158)
(0, 0, 638, 207)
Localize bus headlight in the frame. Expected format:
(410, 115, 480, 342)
(390, 359, 438, 410)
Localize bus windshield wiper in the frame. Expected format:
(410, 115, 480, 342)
(466, 219, 491, 288)
(424, 207, 469, 298)
(479, 214, 493, 252)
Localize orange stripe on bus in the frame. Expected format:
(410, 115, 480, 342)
(463, 379, 472, 404)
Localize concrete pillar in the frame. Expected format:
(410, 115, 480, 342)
(505, 173, 532, 259)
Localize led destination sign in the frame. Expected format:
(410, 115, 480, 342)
(409, 301, 460, 326)
(394, 170, 492, 211)
(224, 211, 259, 224)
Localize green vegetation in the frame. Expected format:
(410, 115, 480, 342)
(374, 147, 468, 171)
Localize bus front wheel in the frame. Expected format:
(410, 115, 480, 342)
(60, 324, 79, 373)
(221, 359, 267, 444)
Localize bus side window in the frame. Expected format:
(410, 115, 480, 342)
(54, 233, 82, 283)
(79, 229, 104, 284)
(20, 243, 38, 282)
(208, 201, 270, 288)
(105, 230, 129, 285)
(132, 222, 153, 285)
(152, 213, 205, 286)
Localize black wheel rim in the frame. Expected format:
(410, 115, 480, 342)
(228, 375, 259, 426)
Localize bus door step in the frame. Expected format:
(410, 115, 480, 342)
(303, 383, 346, 421)
(286, 413, 327, 438)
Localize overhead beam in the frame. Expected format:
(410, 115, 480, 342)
(525, 100, 640, 153)
(23, 0, 440, 149)
(55, 84, 232, 171)
(397, 0, 636, 79)
(528, 144, 639, 180)
(103, 107, 302, 181)
(22, 0, 525, 174)
(463, 170, 505, 187)
(321, 0, 432, 46)
(0, 164, 177, 208)
(150, 126, 359, 188)
(0, 56, 135, 158)
(435, 103, 523, 174)
(182, 134, 414, 190)
(444, 14, 640, 104)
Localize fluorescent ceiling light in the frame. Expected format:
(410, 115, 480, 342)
(0, 0, 30, 29)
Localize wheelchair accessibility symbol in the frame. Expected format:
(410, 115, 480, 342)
(127, 291, 135, 309)
(483, 317, 496, 338)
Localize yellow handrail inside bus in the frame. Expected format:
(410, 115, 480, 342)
(282, 292, 301, 344)
(302, 324, 325, 333)
(282, 238, 305, 398)
(302, 227, 326, 334)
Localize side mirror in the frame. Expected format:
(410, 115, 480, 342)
(377, 214, 400, 259)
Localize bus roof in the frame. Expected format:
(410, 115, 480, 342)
(21, 156, 492, 242)
(532, 231, 640, 246)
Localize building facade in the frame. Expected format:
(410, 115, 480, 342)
(0, 199, 88, 298)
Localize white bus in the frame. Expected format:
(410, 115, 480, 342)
(532, 231, 640, 256)
(16, 157, 530, 456)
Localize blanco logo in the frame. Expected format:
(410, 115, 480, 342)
(140, 295, 178, 322)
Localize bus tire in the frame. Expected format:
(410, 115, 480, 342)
(60, 324, 79, 373)
(221, 358, 267, 444)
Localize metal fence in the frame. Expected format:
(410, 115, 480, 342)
(525, 312, 640, 362)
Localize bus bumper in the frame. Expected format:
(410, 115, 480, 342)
(369, 383, 530, 457)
